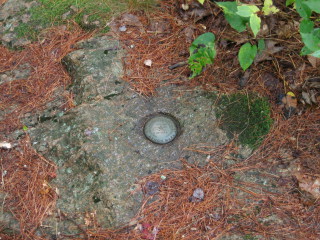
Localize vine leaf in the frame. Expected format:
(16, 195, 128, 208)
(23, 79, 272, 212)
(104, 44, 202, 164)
(238, 42, 258, 71)
(262, 0, 279, 15)
(249, 14, 261, 37)
(188, 32, 216, 78)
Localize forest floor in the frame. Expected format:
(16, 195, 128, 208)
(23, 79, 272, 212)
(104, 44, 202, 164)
(0, 0, 319, 239)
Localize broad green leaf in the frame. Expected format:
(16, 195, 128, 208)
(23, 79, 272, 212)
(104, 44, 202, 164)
(311, 50, 320, 58)
(250, 14, 261, 37)
(189, 33, 216, 78)
(300, 32, 320, 52)
(23, 125, 28, 131)
(225, 13, 248, 32)
(197, 0, 205, 4)
(216, 2, 248, 32)
(299, 20, 320, 54)
(237, 5, 260, 17)
(286, 0, 295, 6)
(301, 46, 313, 55)
(303, 0, 320, 14)
(295, 0, 312, 19)
(216, 1, 238, 14)
(238, 42, 258, 71)
(190, 32, 215, 54)
(262, 0, 279, 15)
(258, 39, 266, 52)
(300, 19, 314, 33)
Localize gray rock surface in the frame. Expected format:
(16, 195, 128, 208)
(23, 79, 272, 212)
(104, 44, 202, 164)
(26, 35, 229, 236)
(0, 0, 38, 48)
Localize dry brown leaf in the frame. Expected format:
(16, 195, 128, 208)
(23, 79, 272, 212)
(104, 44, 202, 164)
(301, 77, 320, 105)
(255, 40, 283, 63)
(281, 92, 297, 109)
(307, 56, 320, 68)
(295, 172, 320, 198)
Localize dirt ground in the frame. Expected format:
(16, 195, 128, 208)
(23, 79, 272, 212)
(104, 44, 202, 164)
(0, 0, 319, 239)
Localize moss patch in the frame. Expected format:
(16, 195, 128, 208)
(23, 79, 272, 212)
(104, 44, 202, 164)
(16, 0, 157, 40)
(216, 93, 272, 149)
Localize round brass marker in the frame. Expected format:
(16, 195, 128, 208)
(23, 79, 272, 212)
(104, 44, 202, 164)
(143, 114, 179, 144)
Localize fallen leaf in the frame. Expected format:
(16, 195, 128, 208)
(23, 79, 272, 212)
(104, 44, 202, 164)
(301, 77, 320, 105)
(294, 171, 320, 198)
(121, 13, 143, 27)
(254, 40, 283, 63)
(307, 55, 320, 68)
(179, 1, 211, 21)
(280, 92, 297, 118)
(276, 21, 298, 39)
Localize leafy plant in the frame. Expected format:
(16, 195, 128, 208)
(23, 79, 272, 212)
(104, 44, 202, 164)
(215, 1, 279, 71)
(216, 0, 279, 38)
(238, 39, 265, 71)
(238, 43, 258, 71)
(286, 0, 320, 57)
(216, 1, 250, 34)
(262, 0, 280, 15)
(188, 32, 216, 78)
(300, 19, 320, 57)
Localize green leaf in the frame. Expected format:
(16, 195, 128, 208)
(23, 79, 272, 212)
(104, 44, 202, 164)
(225, 13, 248, 32)
(238, 42, 258, 71)
(23, 125, 28, 131)
(216, 2, 248, 32)
(300, 32, 320, 52)
(295, 0, 312, 19)
(311, 50, 320, 58)
(262, 0, 279, 15)
(249, 14, 261, 37)
(197, 0, 205, 4)
(286, 0, 295, 6)
(237, 5, 260, 17)
(300, 19, 314, 33)
(303, 0, 320, 14)
(301, 46, 313, 55)
(258, 39, 266, 52)
(216, 2, 238, 14)
(299, 20, 320, 53)
(190, 32, 215, 54)
(189, 33, 216, 78)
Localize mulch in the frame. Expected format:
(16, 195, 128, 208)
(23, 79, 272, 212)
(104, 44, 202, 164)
(0, 0, 319, 239)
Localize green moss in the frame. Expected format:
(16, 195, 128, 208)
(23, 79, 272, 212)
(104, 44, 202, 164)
(30, 0, 114, 27)
(216, 93, 272, 149)
(14, 23, 37, 40)
(242, 235, 259, 240)
(15, 0, 157, 40)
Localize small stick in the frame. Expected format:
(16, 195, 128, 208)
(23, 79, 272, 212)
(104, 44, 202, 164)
(168, 61, 187, 70)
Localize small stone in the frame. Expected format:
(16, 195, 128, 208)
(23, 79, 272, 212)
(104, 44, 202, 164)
(119, 25, 127, 32)
(193, 188, 204, 199)
(144, 181, 160, 195)
(143, 59, 152, 67)
(189, 188, 204, 202)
